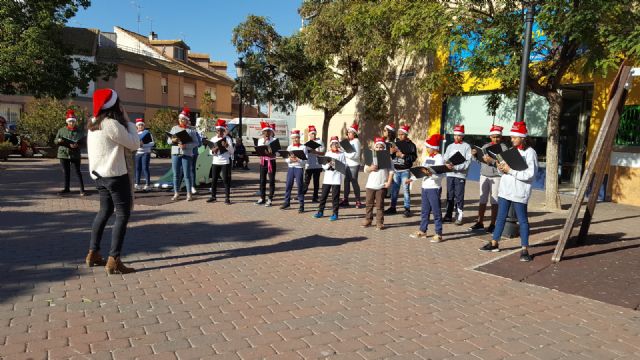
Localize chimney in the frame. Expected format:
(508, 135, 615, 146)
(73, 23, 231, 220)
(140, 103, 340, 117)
(149, 31, 158, 41)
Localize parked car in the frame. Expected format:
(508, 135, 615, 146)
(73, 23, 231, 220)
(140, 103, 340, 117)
(4, 126, 36, 157)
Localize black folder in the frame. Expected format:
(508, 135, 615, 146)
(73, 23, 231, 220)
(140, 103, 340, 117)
(485, 143, 504, 159)
(339, 139, 355, 153)
(278, 150, 308, 160)
(364, 149, 374, 166)
(252, 137, 260, 147)
(255, 138, 281, 156)
(316, 155, 332, 165)
(497, 147, 528, 171)
(333, 159, 347, 175)
(304, 140, 321, 150)
(472, 144, 485, 156)
(395, 140, 413, 155)
(376, 149, 392, 169)
(166, 130, 192, 144)
(447, 151, 466, 166)
(410, 165, 450, 178)
(59, 136, 83, 147)
(140, 132, 153, 144)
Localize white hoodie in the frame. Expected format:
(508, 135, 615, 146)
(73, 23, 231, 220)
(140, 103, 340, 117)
(497, 147, 538, 204)
(344, 137, 361, 167)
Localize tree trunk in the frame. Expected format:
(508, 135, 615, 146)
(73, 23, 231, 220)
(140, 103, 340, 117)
(544, 90, 562, 210)
(321, 109, 333, 147)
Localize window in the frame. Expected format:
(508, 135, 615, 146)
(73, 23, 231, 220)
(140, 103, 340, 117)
(205, 86, 217, 101)
(183, 83, 195, 97)
(616, 105, 640, 146)
(161, 78, 168, 94)
(175, 47, 185, 61)
(125, 72, 144, 90)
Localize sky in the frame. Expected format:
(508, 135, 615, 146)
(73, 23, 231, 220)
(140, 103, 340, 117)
(71, 0, 303, 78)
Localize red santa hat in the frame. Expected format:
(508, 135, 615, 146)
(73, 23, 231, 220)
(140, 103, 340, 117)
(92, 88, 118, 117)
(290, 129, 301, 138)
(135, 118, 145, 126)
(308, 125, 317, 134)
(453, 124, 465, 135)
(489, 124, 503, 135)
(398, 124, 410, 134)
(425, 134, 443, 150)
(384, 123, 396, 132)
(65, 109, 77, 123)
(215, 119, 227, 130)
(374, 136, 386, 148)
(510, 121, 528, 137)
(270, 123, 276, 131)
(330, 136, 340, 144)
(179, 107, 190, 121)
(260, 121, 273, 132)
(348, 122, 359, 134)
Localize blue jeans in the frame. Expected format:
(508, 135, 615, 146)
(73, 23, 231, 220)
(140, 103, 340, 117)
(134, 152, 151, 186)
(390, 170, 411, 209)
(420, 188, 442, 234)
(492, 197, 529, 247)
(283, 167, 304, 207)
(172, 155, 193, 193)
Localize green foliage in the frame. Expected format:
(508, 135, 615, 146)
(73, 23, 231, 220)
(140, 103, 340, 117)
(200, 90, 216, 120)
(451, 0, 640, 95)
(0, 0, 116, 98)
(18, 98, 84, 147)
(148, 108, 177, 149)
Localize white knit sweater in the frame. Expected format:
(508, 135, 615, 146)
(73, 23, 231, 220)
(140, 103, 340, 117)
(87, 118, 141, 180)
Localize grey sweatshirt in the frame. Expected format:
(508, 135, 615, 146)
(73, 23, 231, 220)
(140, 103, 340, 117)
(168, 125, 199, 156)
(474, 142, 508, 177)
(444, 141, 472, 179)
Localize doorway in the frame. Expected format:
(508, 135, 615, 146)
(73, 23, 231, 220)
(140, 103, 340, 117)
(558, 86, 593, 192)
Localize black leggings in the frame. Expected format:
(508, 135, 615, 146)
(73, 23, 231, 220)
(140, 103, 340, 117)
(90, 174, 132, 258)
(259, 160, 277, 201)
(304, 168, 322, 200)
(318, 184, 341, 215)
(60, 158, 85, 191)
(211, 163, 231, 199)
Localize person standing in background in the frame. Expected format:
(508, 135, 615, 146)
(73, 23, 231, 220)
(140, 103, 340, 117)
(303, 125, 324, 203)
(168, 107, 199, 201)
(341, 122, 363, 208)
(134, 118, 154, 191)
(55, 109, 86, 196)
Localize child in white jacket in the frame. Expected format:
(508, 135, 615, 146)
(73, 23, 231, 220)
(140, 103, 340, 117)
(408, 134, 446, 243)
(314, 136, 346, 221)
(480, 121, 538, 262)
(362, 136, 394, 230)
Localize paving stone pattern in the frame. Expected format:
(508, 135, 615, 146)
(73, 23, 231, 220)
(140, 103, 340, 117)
(1, 157, 639, 359)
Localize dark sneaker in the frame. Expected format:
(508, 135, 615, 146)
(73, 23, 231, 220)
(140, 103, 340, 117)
(79, 191, 88, 197)
(225, 199, 231, 205)
(468, 222, 484, 231)
(298, 207, 304, 214)
(403, 208, 411, 218)
(57, 189, 71, 196)
(442, 216, 453, 223)
(479, 242, 500, 252)
(355, 201, 364, 209)
(311, 198, 319, 203)
(280, 203, 290, 210)
(519, 249, 533, 262)
(339, 199, 349, 207)
(486, 224, 495, 233)
(384, 207, 397, 215)
(207, 197, 217, 203)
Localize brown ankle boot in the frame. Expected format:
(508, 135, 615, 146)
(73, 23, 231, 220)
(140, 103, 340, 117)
(85, 250, 106, 267)
(105, 256, 136, 275)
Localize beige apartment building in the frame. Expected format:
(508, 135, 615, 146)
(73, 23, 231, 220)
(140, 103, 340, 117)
(0, 26, 235, 125)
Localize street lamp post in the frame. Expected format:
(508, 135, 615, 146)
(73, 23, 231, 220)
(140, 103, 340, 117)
(234, 57, 246, 138)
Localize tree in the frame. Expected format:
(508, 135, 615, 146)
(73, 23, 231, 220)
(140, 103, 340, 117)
(19, 98, 87, 148)
(200, 90, 216, 120)
(233, 1, 456, 144)
(449, 0, 640, 210)
(148, 108, 177, 150)
(0, 0, 115, 99)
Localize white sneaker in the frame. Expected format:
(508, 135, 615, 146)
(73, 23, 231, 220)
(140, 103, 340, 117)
(191, 187, 197, 194)
(143, 185, 150, 191)
(134, 184, 141, 191)
(171, 193, 179, 201)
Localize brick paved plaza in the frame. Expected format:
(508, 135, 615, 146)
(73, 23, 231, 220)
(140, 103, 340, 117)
(1, 157, 640, 359)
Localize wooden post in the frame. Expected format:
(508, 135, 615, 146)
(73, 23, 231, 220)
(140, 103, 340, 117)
(551, 64, 632, 263)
